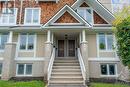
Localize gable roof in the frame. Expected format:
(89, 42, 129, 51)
(42, 5, 91, 29)
(72, 0, 115, 24)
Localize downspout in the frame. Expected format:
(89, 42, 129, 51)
(19, 0, 23, 25)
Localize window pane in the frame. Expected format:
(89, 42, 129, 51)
(0, 33, 8, 49)
(107, 35, 113, 50)
(109, 64, 115, 75)
(17, 64, 24, 75)
(77, 9, 85, 18)
(9, 14, 15, 24)
(25, 9, 32, 23)
(28, 34, 34, 50)
(86, 9, 92, 24)
(99, 34, 106, 50)
(20, 34, 27, 50)
(101, 64, 107, 75)
(26, 64, 32, 75)
(0, 63, 2, 75)
(2, 15, 8, 23)
(33, 9, 39, 23)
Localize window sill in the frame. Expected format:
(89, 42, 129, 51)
(0, 24, 17, 26)
(99, 50, 115, 52)
(18, 50, 34, 52)
(16, 75, 32, 77)
(23, 24, 41, 26)
(100, 75, 118, 77)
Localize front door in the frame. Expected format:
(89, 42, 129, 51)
(58, 40, 64, 57)
(58, 40, 75, 57)
(68, 40, 75, 57)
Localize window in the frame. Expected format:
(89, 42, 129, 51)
(17, 64, 32, 76)
(112, 0, 130, 13)
(24, 8, 41, 24)
(98, 33, 114, 51)
(100, 64, 117, 76)
(77, 8, 93, 24)
(0, 8, 17, 25)
(19, 33, 35, 50)
(0, 63, 2, 75)
(0, 33, 8, 50)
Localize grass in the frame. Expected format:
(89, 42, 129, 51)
(91, 83, 130, 87)
(0, 80, 45, 87)
(0, 80, 129, 87)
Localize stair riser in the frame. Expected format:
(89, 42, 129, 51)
(51, 73, 82, 76)
(50, 78, 83, 81)
(49, 81, 84, 84)
(54, 60, 79, 63)
(53, 67, 80, 69)
(54, 64, 79, 66)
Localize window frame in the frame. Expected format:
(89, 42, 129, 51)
(18, 33, 36, 51)
(100, 63, 118, 77)
(24, 8, 41, 25)
(0, 33, 9, 52)
(98, 33, 114, 52)
(77, 7, 94, 25)
(16, 64, 32, 76)
(0, 8, 18, 25)
(0, 63, 2, 76)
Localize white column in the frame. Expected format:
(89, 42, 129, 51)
(82, 30, 86, 42)
(8, 31, 13, 43)
(47, 30, 51, 42)
(51, 32, 54, 43)
(79, 32, 82, 43)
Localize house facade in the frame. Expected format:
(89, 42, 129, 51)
(0, 0, 129, 86)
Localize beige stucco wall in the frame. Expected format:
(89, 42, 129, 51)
(89, 61, 122, 78)
(12, 61, 44, 77)
(36, 34, 47, 57)
(99, 52, 116, 58)
(86, 34, 97, 58)
(18, 52, 34, 57)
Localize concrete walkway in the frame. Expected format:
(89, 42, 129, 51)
(48, 85, 87, 87)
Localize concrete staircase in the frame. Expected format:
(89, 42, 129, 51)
(48, 57, 86, 87)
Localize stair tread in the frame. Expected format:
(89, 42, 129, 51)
(51, 76, 83, 78)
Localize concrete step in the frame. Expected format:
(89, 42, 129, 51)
(52, 69, 81, 72)
(49, 80, 84, 84)
(48, 84, 86, 87)
(54, 63, 79, 66)
(53, 66, 80, 69)
(51, 72, 82, 76)
(54, 60, 79, 63)
(51, 76, 83, 79)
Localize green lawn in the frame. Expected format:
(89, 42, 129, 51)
(0, 80, 129, 87)
(91, 83, 130, 87)
(0, 80, 45, 87)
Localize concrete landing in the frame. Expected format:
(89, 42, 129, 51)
(48, 85, 86, 87)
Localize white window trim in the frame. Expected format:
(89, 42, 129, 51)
(18, 33, 36, 52)
(77, 7, 94, 25)
(98, 33, 115, 52)
(24, 8, 41, 25)
(0, 63, 2, 76)
(100, 63, 118, 77)
(16, 64, 33, 77)
(0, 8, 18, 26)
(0, 33, 9, 52)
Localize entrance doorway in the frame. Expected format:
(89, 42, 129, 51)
(58, 40, 75, 57)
